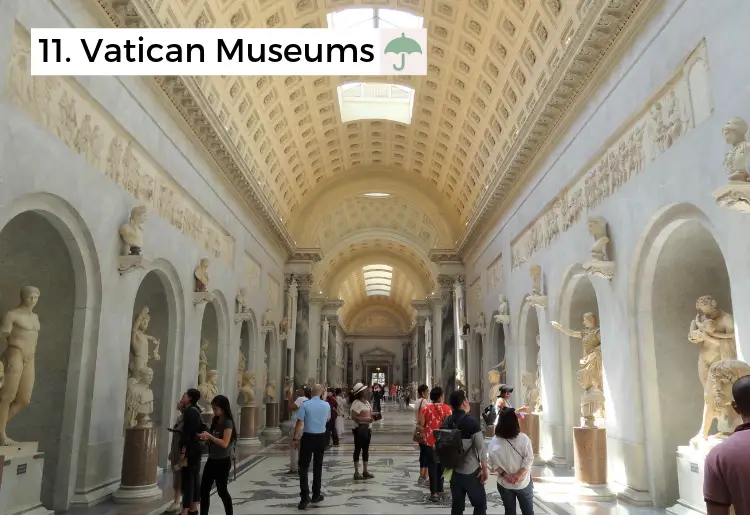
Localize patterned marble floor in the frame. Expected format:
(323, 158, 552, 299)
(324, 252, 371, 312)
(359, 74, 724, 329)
(206, 404, 668, 515)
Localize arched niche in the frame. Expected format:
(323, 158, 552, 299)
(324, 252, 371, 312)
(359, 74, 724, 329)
(200, 300, 220, 382)
(0, 208, 97, 510)
(631, 204, 732, 507)
(519, 300, 541, 404)
(488, 317, 506, 384)
(556, 266, 600, 461)
(239, 310, 257, 390)
(262, 325, 280, 402)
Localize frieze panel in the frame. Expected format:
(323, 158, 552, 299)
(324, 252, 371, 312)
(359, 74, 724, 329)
(511, 40, 712, 269)
(488, 256, 502, 290)
(267, 275, 280, 313)
(6, 28, 234, 266)
(244, 253, 260, 289)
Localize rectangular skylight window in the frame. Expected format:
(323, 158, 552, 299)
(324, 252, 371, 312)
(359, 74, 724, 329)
(326, 8, 374, 30)
(366, 289, 391, 296)
(378, 8, 424, 29)
(363, 264, 393, 296)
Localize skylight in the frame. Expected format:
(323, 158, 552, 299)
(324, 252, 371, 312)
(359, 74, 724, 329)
(363, 192, 390, 197)
(363, 265, 393, 296)
(337, 82, 415, 124)
(328, 8, 421, 124)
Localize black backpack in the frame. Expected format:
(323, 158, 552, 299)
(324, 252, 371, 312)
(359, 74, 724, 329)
(482, 403, 497, 426)
(434, 412, 468, 470)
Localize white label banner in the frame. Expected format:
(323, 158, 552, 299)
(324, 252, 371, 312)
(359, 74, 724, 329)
(29, 28, 427, 76)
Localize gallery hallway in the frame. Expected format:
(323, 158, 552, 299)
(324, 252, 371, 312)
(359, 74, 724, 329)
(210, 405, 664, 515)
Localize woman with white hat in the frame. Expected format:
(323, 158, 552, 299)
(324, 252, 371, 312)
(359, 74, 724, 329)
(349, 382, 375, 480)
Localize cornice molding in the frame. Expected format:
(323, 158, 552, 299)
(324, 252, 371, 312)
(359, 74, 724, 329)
(429, 248, 462, 264)
(290, 248, 324, 263)
(457, 0, 647, 255)
(96, 0, 297, 256)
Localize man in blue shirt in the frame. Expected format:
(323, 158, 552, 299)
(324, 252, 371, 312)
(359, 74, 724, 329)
(292, 384, 330, 510)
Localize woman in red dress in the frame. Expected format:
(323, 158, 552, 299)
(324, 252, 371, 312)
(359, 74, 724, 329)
(417, 386, 453, 502)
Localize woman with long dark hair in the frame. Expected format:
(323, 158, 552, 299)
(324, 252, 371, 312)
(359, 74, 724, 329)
(487, 407, 535, 515)
(413, 384, 430, 487)
(349, 382, 374, 480)
(198, 394, 237, 515)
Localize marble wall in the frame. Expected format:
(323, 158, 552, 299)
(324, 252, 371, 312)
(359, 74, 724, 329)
(0, 0, 285, 509)
(441, 291, 455, 395)
(465, 0, 750, 506)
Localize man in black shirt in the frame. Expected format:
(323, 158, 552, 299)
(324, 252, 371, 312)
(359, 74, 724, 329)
(179, 388, 203, 515)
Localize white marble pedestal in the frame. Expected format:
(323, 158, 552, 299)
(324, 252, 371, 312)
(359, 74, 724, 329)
(667, 446, 708, 515)
(0, 443, 52, 515)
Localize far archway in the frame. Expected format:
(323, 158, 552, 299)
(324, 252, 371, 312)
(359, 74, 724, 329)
(633, 208, 733, 507)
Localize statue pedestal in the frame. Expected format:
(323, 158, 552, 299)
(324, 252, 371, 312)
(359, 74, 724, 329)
(573, 427, 615, 501)
(519, 413, 541, 457)
(113, 427, 162, 504)
(714, 182, 750, 213)
(193, 292, 214, 305)
(238, 406, 261, 446)
(0, 443, 52, 515)
(118, 255, 150, 274)
(234, 311, 252, 323)
(583, 260, 615, 280)
(262, 403, 281, 436)
(666, 446, 709, 515)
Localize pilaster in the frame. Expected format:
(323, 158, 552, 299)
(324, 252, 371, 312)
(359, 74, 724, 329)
(307, 293, 324, 384)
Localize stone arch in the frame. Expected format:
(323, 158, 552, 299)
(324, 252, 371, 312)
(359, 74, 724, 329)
(208, 289, 231, 391)
(629, 203, 731, 507)
(553, 263, 602, 462)
(486, 314, 507, 385)
(0, 193, 101, 511)
(239, 309, 259, 392)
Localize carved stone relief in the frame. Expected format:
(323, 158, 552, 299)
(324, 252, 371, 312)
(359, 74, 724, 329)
(267, 276, 280, 315)
(511, 40, 711, 268)
(6, 29, 234, 265)
(488, 256, 502, 290)
(244, 254, 260, 290)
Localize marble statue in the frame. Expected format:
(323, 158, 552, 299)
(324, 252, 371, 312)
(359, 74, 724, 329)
(494, 294, 511, 324)
(198, 339, 209, 385)
(535, 334, 543, 412)
(551, 313, 604, 427)
(583, 217, 615, 280)
(528, 265, 547, 307)
(129, 306, 160, 380)
(198, 369, 218, 414)
(284, 377, 294, 399)
(239, 371, 256, 407)
(522, 372, 539, 411)
(0, 286, 41, 446)
(321, 318, 329, 357)
(194, 258, 210, 292)
(488, 368, 501, 403)
(119, 205, 147, 256)
(688, 295, 737, 444)
(722, 117, 750, 182)
(265, 380, 277, 401)
(708, 359, 750, 440)
(124, 366, 154, 429)
(0, 361, 4, 391)
(279, 316, 289, 334)
(474, 312, 485, 333)
(237, 349, 246, 389)
(236, 288, 247, 313)
(262, 307, 273, 327)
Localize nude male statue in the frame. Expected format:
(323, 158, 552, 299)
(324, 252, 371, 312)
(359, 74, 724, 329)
(0, 286, 41, 446)
(129, 306, 160, 380)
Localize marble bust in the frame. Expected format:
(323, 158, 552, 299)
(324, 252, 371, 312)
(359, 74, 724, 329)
(528, 265, 547, 308)
(583, 218, 615, 280)
(722, 117, 750, 182)
(129, 306, 160, 380)
(551, 313, 604, 427)
(487, 368, 501, 403)
(239, 371, 256, 407)
(125, 366, 154, 429)
(194, 258, 210, 292)
(707, 359, 750, 440)
(236, 288, 247, 313)
(0, 286, 41, 446)
(688, 295, 737, 444)
(265, 380, 277, 402)
(198, 370, 218, 414)
(119, 205, 147, 256)
(494, 294, 510, 324)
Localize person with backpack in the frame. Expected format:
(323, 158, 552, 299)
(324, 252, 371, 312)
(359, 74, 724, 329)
(436, 390, 489, 515)
(198, 394, 236, 515)
(487, 407, 535, 515)
(418, 386, 452, 501)
(178, 388, 204, 515)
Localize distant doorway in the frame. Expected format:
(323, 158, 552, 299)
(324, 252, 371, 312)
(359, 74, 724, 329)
(371, 371, 386, 385)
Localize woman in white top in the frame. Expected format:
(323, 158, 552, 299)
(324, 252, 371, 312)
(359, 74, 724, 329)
(349, 382, 374, 480)
(413, 384, 430, 487)
(487, 406, 535, 515)
(334, 387, 346, 437)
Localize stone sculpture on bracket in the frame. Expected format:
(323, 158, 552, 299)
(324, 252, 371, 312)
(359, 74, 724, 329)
(534, 334, 543, 412)
(494, 294, 511, 324)
(528, 265, 548, 308)
(522, 372, 540, 411)
(198, 370, 218, 415)
(234, 288, 251, 323)
(118, 205, 150, 273)
(487, 368, 501, 403)
(687, 295, 737, 446)
(129, 306, 161, 380)
(714, 117, 750, 212)
(265, 380, 277, 402)
(262, 308, 274, 327)
(124, 366, 155, 429)
(707, 359, 750, 441)
(582, 217, 615, 280)
(198, 339, 209, 385)
(238, 371, 256, 407)
(551, 313, 604, 428)
(0, 286, 41, 446)
(193, 258, 214, 305)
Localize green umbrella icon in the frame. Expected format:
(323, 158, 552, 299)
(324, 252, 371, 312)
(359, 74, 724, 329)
(384, 32, 422, 72)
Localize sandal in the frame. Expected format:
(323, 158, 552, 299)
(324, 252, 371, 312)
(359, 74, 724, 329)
(354, 472, 364, 480)
(363, 472, 374, 479)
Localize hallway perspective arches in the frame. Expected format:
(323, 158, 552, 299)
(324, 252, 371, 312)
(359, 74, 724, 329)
(0, 193, 101, 511)
(629, 202, 732, 508)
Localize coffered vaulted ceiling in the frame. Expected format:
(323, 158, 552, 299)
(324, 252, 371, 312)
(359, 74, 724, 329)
(102, 0, 646, 263)
(338, 267, 416, 332)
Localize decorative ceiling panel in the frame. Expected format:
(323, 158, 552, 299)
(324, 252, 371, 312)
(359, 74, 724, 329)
(131, 0, 587, 225)
(338, 266, 416, 329)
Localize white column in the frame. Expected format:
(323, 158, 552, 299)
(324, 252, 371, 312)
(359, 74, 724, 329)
(307, 296, 323, 382)
(453, 278, 465, 386)
(320, 317, 329, 385)
(425, 315, 432, 386)
(287, 278, 298, 383)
